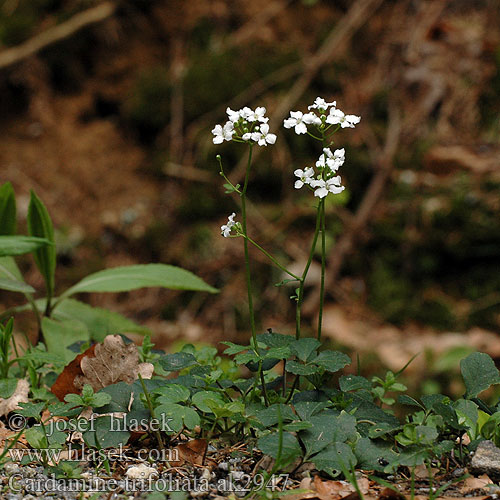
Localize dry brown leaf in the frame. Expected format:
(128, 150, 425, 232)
(0, 379, 29, 418)
(378, 487, 406, 500)
(170, 438, 208, 466)
(75, 335, 153, 392)
(462, 474, 494, 492)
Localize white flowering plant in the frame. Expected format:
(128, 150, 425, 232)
(213, 98, 360, 404)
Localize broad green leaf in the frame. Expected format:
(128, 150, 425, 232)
(300, 411, 356, 458)
(454, 399, 478, 437)
(191, 391, 225, 413)
(221, 342, 249, 355)
(0, 182, 16, 235)
(313, 350, 351, 373)
(0, 256, 23, 281)
(461, 352, 500, 398)
(285, 361, 317, 376)
(293, 401, 327, 421)
(290, 338, 321, 362)
(154, 385, 191, 404)
(159, 352, 198, 372)
(51, 299, 149, 341)
(27, 191, 56, 296)
(340, 375, 371, 392)
(18, 402, 45, 419)
(254, 404, 297, 427)
(257, 432, 302, 464)
(0, 378, 18, 398)
(257, 332, 295, 348)
(63, 264, 218, 296)
(0, 278, 34, 294)
(82, 416, 130, 449)
(155, 403, 200, 433)
(354, 437, 398, 473)
(312, 442, 356, 475)
(24, 426, 47, 449)
(0, 236, 52, 257)
(42, 317, 89, 363)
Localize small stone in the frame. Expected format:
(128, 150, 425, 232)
(230, 471, 245, 481)
(452, 467, 466, 478)
(218, 462, 229, 471)
(469, 440, 500, 482)
(126, 463, 158, 479)
(4, 463, 20, 475)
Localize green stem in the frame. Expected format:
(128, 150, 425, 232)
(240, 145, 268, 407)
(295, 205, 322, 339)
(318, 199, 326, 341)
(240, 145, 256, 347)
(243, 235, 300, 281)
(138, 374, 165, 451)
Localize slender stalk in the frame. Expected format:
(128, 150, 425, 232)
(240, 145, 269, 407)
(295, 206, 322, 339)
(138, 374, 165, 451)
(240, 145, 256, 347)
(318, 199, 326, 341)
(243, 235, 300, 281)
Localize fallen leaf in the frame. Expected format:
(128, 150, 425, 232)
(51, 335, 153, 400)
(378, 487, 406, 500)
(462, 473, 494, 492)
(170, 438, 208, 466)
(51, 344, 96, 401)
(0, 379, 29, 417)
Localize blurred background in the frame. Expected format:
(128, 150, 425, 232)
(0, 0, 499, 395)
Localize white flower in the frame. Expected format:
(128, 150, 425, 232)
(326, 109, 361, 128)
(308, 97, 336, 111)
(221, 213, 237, 237)
(243, 124, 276, 146)
(310, 177, 344, 198)
(226, 107, 241, 123)
(246, 106, 268, 123)
(212, 121, 234, 144)
(283, 111, 309, 135)
(316, 148, 345, 171)
(240, 107, 253, 120)
(294, 167, 314, 189)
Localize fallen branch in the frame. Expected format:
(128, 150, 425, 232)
(0, 2, 116, 71)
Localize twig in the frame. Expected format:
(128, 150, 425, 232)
(0, 2, 116, 70)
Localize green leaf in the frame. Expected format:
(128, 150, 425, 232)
(51, 299, 149, 342)
(155, 403, 200, 433)
(285, 361, 317, 376)
(300, 411, 356, 458)
(293, 401, 327, 421)
(461, 352, 500, 398)
(339, 375, 371, 392)
(257, 332, 295, 348)
(0, 278, 35, 294)
(63, 264, 218, 296)
(0, 182, 16, 235)
(0, 378, 18, 398)
(191, 391, 225, 413)
(290, 338, 321, 362)
(398, 395, 425, 409)
(82, 416, 130, 449)
(312, 442, 357, 475)
(42, 317, 90, 364)
(27, 191, 56, 296)
(159, 352, 198, 372)
(257, 432, 302, 464)
(0, 236, 52, 257)
(17, 402, 45, 419)
(0, 256, 24, 283)
(254, 404, 297, 427)
(24, 426, 47, 449)
(221, 342, 249, 355)
(154, 385, 191, 404)
(355, 438, 399, 472)
(313, 351, 351, 373)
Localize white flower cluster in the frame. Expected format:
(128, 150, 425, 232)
(212, 106, 276, 147)
(294, 147, 345, 198)
(287, 97, 360, 199)
(284, 97, 360, 135)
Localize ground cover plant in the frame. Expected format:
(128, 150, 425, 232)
(0, 100, 499, 500)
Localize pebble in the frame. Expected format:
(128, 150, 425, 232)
(125, 463, 158, 479)
(218, 461, 229, 471)
(469, 440, 500, 482)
